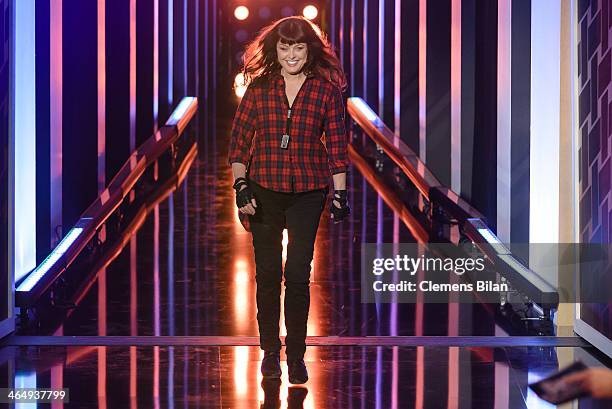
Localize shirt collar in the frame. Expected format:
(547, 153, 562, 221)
(272, 69, 316, 88)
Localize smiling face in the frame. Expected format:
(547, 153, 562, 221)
(276, 40, 308, 75)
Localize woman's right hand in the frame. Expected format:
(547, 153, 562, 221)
(236, 184, 258, 215)
(330, 189, 349, 223)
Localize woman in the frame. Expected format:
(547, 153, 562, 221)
(227, 16, 350, 384)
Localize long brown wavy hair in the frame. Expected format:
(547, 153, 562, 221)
(239, 16, 347, 91)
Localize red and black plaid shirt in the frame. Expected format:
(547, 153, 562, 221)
(227, 71, 348, 193)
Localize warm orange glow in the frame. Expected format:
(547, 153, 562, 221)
(235, 86, 246, 98)
(234, 73, 247, 98)
(234, 6, 249, 20)
(303, 5, 318, 20)
(234, 264, 249, 325)
(233, 346, 249, 395)
(98, 346, 107, 402)
(233, 208, 243, 225)
(235, 269, 249, 284)
(235, 72, 245, 85)
(281, 228, 288, 262)
(280, 228, 288, 337)
(232, 201, 253, 333)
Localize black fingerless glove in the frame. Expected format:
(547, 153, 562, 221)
(330, 189, 350, 223)
(233, 177, 254, 208)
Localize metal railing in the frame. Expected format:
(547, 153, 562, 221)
(347, 97, 559, 314)
(15, 97, 198, 307)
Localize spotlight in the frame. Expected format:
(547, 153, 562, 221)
(235, 29, 248, 43)
(281, 6, 295, 17)
(235, 87, 246, 98)
(234, 73, 247, 98)
(235, 73, 245, 87)
(303, 5, 318, 20)
(258, 6, 271, 19)
(234, 6, 249, 21)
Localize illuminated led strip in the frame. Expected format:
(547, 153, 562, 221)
(17, 225, 86, 292)
(476, 227, 513, 255)
(477, 227, 501, 245)
(15, 371, 36, 390)
(349, 97, 378, 122)
(166, 96, 196, 127)
(467, 218, 510, 255)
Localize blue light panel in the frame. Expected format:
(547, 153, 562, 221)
(17, 227, 84, 293)
(14, 0, 37, 283)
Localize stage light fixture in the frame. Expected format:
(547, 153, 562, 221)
(234, 73, 247, 98)
(259, 6, 271, 19)
(235, 87, 246, 98)
(281, 6, 295, 17)
(234, 6, 249, 20)
(303, 5, 318, 20)
(234, 73, 245, 86)
(235, 29, 248, 43)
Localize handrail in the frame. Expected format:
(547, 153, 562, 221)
(347, 97, 559, 309)
(463, 219, 558, 306)
(348, 144, 429, 242)
(347, 98, 441, 199)
(15, 97, 198, 307)
(69, 142, 197, 318)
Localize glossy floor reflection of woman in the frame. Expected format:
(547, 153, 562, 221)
(261, 379, 308, 409)
(228, 17, 350, 384)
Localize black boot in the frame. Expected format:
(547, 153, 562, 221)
(261, 351, 281, 378)
(287, 387, 308, 408)
(287, 358, 308, 384)
(261, 378, 281, 409)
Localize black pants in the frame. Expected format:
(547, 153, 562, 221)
(248, 181, 327, 360)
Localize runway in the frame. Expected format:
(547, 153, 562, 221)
(1, 110, 605, 409)
(3, 1, 612, 406)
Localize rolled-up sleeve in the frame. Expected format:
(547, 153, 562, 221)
(227, 85, 257, 166)
(323, 86, 349, 175)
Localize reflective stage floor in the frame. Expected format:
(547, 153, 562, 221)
(2, 345, 611, 408)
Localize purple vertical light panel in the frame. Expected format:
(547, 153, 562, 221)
(129, 0, 136, 152)
(363, 0, 368, 98)
(167, 0, 173, 106)
(450, 0, 461, 193)
(50, 0, 62, 245)
(339, 0, 344, 66)
(350, 0, 355, 92)
(378, 0, 384, 115)
(183, 0, 187, 95)
(98, 0, 106, 193)
(153, 0, 159, 129)
(419, 0, 426, 160)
